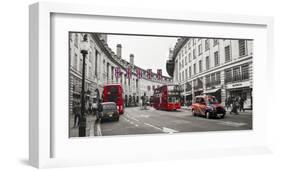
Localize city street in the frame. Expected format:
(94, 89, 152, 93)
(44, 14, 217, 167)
(70, 106, 252, 137)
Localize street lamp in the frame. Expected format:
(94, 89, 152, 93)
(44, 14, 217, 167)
(79, 34, 89, 137)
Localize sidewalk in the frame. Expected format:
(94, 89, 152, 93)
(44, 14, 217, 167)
(69, 114, 96, 137)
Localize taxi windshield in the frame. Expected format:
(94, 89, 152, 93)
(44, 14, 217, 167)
(208, 97, 219, 104)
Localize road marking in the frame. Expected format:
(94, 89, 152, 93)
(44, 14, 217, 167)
(218, 121, 247, 127)
(162, 127, 178, 134)
(144, 123, 162, 131)
(144, 123, 179, 134)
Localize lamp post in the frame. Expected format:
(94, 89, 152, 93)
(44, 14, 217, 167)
(79, 34, 89, 137)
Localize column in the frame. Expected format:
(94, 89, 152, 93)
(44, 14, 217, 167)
(220, 71, 226, 106)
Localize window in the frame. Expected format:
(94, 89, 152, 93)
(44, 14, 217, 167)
(193, 38, 196, 45)
(206, 75, 211, 86)
(179, 62, 181, 70)
(188, 41, 191, 49)
(242, 65, 249, 80)
(225, 69, 232, 83)
(188, 53, 191, 62)
(179, 73, 181, 82)
(206, 56, 210, 70)
(199, 60, 202, 73)
(216, 72, 221, 84)
(182, 72, 184, 82)
(193, 63, 196, 75)
(214, 51, 219, 66)
(233, 67, 241, 81)
(185, 56, 187, 65)
(213, 39, 219, 46)
(193, 49, 196, 59)
(211, 73, 215, 83)
(147, 85, 151, 91)
(198, 44, 202, 55)
(205, 39, 210, 51)
(239, 40, 247, 56)
(225, 46, 231, 62)
(182, 59, 184, 68)
(74, 33, 79, 47)
(189, 66, 192, 77)
(185, 69, 188, 80)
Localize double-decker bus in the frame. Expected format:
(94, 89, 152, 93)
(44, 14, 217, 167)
(102, 84, 124, 114)
(153, 84, 182, 111)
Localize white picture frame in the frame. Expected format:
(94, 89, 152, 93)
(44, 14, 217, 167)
(29, 2, 274, 168)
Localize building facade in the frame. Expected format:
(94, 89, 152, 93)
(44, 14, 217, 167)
(166, 38, 253, 109)
(69, 33, 172, 114)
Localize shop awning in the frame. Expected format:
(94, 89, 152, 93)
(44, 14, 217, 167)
(204, 88, 220, 94)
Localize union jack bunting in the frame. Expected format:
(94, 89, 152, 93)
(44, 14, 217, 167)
(157, 69, 162, 80)
(126, 67, 132, 79)
(136, 68, 142, 78)
(114, 67, 121, 78)
(147, 69, 152, 79)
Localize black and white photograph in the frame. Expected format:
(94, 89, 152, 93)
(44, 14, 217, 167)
(69, 32, 253, 137)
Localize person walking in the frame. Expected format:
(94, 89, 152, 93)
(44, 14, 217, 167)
(230, 97, 239, 115)
(239, 97, 245, 112)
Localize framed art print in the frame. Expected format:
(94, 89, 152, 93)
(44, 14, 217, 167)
(29, 2, 274, 168)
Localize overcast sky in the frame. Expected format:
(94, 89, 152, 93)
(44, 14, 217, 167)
(107, 34, 179, 77)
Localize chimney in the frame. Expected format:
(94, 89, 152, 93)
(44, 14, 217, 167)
(130, 54, 134, 66)
(117, 44, 122, 58)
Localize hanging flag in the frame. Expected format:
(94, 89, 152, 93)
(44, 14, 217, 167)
(157, 69, 162, 80)
(115, 67, 121, 78)
(126, 67, 132, 79)
(147, 69, 152, 79)
(137, 68, 142, 78)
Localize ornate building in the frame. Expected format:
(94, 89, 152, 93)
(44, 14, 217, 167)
(166, 38, 253, 109)
(69, 33, 172, 114)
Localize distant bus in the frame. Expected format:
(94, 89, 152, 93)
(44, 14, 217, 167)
(153, 84, 182, 111)
(103, 84, 124, 114)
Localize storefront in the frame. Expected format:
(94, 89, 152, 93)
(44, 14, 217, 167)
(226, 81, 252, 110)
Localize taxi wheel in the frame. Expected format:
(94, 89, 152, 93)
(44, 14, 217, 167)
(206, 111, 210, 119)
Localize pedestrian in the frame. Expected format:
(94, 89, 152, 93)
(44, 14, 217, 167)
(239, 97, 245, 112)
(73, 105, 80, 127)
(230, 98, 239, 115)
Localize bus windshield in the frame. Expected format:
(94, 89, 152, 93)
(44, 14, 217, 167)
(168, 96, 180, 103)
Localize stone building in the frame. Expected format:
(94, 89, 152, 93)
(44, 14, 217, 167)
(166, 38, 253, 109)
(69, 33, 172, 114)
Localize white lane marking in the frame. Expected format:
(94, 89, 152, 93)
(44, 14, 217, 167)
(122, 116, 139, 127)
(162, 127, 179, 134)
(144, 123, 179, 134)
(144, 123, 162, 131)
(218, 121, 247, 127)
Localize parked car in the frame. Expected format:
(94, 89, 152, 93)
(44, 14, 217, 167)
(97, 102, 119, 122)
(191, 95, 226, 119)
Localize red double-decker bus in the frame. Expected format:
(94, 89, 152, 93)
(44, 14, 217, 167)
(153, 84, 182, 111)
(103, 84, 124, 114)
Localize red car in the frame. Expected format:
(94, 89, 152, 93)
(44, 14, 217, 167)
(191, 95, 226, 119)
